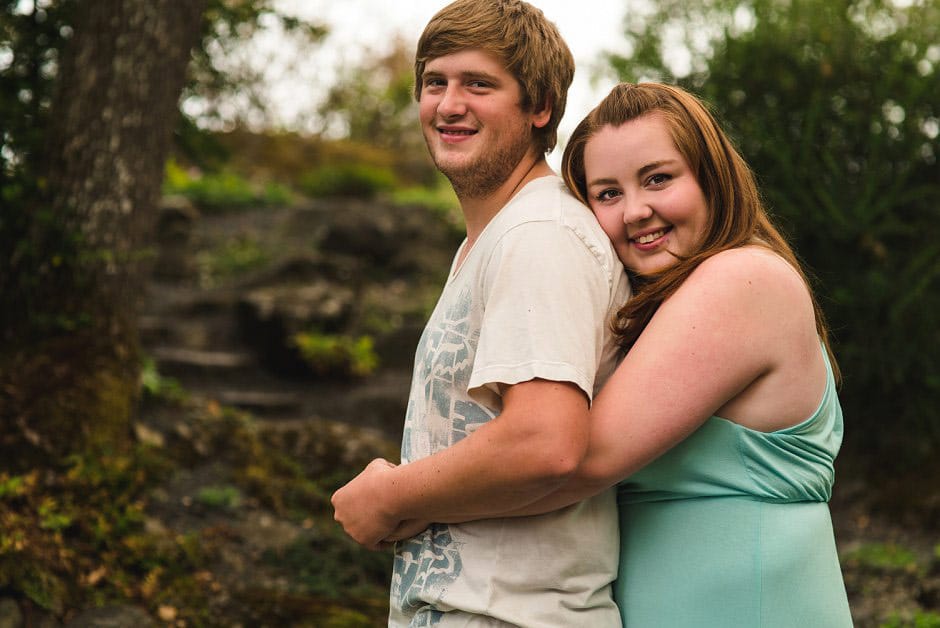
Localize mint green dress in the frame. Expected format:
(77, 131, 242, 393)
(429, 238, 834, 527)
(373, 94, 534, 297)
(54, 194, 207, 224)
(615, 349, 853, 627)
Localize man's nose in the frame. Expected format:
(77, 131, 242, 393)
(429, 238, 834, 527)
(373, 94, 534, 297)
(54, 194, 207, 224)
(438, 84, 467, 117)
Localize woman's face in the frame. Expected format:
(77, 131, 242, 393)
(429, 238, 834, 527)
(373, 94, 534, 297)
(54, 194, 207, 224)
(583, 114, 708, 275)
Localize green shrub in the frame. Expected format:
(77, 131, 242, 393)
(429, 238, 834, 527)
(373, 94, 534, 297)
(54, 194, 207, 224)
(843, 542, 920, 571)
(299, 164, 397, 199)
(881, 610, 940, 628)
(390, 183, 464, 235)
(195, 485, 242, 509)
(140, 356, 187, 402)
(292, 332, 379, 377)
(163, 159, 293, 211)
(196, 234, 271, 286)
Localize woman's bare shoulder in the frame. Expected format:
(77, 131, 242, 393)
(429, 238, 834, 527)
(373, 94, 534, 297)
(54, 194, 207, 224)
(686, 246, 808, 298)
(664, 246, 814, 334)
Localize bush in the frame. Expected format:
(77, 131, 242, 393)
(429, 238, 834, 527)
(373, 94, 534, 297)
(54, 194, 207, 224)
(163, 159, 293, 211)
(390, 183, 464, 236)
(196, 234, 271, 287)
(606, 0, 940, 469)
(292, 332, 379, 377)
(299, 164, 397, 199)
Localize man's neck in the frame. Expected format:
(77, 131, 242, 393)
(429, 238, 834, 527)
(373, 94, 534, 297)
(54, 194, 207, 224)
(458, 153, 554, 245)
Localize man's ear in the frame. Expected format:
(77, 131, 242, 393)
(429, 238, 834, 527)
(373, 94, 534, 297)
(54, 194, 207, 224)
(532, 98, 552, 129)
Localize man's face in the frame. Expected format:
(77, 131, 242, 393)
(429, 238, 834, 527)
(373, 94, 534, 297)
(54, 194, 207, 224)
(418, 48, 543, 198)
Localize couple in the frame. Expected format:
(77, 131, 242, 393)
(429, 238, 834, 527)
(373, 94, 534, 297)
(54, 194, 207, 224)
(332, 0, 853, 625)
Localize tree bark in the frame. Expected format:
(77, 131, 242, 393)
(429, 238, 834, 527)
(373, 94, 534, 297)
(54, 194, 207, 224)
(1, 0, 206, 465)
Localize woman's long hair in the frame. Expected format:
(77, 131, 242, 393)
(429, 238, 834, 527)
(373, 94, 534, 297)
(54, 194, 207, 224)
(562, 83, 839, 381)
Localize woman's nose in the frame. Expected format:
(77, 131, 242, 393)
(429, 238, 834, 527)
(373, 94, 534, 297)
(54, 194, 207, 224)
(622, 195, 653, 224)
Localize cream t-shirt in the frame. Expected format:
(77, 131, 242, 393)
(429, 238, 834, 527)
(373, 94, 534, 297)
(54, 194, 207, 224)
(390, 176, 630, 627)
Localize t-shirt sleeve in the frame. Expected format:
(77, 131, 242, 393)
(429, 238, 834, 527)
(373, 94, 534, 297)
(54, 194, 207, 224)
(467, 219, 612, 402)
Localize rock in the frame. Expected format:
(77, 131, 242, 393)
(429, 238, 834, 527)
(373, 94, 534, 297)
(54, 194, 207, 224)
(311, 199, 460, 274)
(236, 511, 302, 554)
(157, 195, 200, 241)
(65, 605, 156, 628)
(236, 280, 356, 377)
(0, 598, 23, 628)
(153, 195, 200, 280)
(239, 252, 339, 288)
(318, 201, 400, 267)
(151, 347, 255, 376)
(212, 389, 303, 415)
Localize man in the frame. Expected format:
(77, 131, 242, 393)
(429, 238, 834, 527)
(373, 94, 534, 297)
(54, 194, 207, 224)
(331, 1, 630, 624)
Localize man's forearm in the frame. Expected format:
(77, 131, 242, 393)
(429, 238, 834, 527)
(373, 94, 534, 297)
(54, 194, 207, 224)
(332, 379, 591, 547)
(383, 380, 591, 522)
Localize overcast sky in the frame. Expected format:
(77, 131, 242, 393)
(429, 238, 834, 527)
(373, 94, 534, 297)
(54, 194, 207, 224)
(256, 0, 633, 164)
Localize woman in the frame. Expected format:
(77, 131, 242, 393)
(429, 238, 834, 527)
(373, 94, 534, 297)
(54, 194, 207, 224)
(550, 82, 853, 626)
(379, 82, 853, 626)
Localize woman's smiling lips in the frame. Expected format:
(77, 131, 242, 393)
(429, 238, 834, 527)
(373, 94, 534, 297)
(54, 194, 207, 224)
(630, 227, 672, 249)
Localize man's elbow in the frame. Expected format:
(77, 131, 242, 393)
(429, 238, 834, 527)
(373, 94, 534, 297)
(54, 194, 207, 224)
(532, 434, 588, 481)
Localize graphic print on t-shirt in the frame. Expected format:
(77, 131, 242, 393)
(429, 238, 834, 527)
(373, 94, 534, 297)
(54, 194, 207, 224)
(393, 285, 492, 615)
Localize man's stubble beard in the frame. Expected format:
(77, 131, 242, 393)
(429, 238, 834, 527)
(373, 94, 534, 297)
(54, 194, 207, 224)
(430, 124, 535, 201)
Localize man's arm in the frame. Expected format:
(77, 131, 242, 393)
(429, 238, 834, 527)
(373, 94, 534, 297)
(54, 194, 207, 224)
(331, 378, 589, 549)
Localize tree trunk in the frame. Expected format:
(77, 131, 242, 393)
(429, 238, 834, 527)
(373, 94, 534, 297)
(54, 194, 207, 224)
(1, 0, 206, 465)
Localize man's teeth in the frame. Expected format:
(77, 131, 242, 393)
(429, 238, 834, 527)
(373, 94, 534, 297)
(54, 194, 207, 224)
(636, 230, 665, 244)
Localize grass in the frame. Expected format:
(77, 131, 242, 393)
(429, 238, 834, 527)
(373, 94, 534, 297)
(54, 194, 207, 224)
(881, 610, 940, 628)
(843, 542, 921, 572)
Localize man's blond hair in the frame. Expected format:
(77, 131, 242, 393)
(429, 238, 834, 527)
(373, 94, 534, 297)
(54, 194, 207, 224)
(414, 0, 575, 155)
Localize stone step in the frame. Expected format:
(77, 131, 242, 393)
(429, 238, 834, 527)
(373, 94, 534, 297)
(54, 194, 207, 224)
(212, 389, 304, 416)
(151, 347, 257, 379)
(140, 314, 239, 351)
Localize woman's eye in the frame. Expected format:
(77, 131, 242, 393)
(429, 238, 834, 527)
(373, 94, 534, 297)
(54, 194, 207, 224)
(595, 189, 620, 202)
(647, 173, 670, 186)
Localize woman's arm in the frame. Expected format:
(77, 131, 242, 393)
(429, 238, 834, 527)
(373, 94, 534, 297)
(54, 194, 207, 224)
(383, 247, 819, 538)
(331, 378, 593, 549)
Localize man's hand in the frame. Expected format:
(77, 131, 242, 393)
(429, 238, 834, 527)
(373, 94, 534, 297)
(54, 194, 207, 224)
(385, 519, 432, 543)
(331, 458, 400, 550)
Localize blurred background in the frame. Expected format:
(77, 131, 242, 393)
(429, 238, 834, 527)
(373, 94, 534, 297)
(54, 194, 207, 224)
(0, 0, 937, 626)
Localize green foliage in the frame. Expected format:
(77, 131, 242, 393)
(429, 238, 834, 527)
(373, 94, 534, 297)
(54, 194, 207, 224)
(606, 0, 940, 466)
(0, 474, 25, 499)
(293, 332, 379, 377)
(163, 158, 292, 211)
(0, 388, 394, 623)
(185, 0, 326, 132)
(0, 1, 322, 344)
(881, 610, 940, 628)
(195, 485, 242, 509)
(390, 179, 465, 236)
(0, 450, 195, 615)
(843, 542, 920, 571)
(299, 163, 398, 199)
(316, 37, 436, 185)
(140, 356, 188, 402)
(196, 233, 271, 286)
(270, 521, 392, 599)
(0, 0, 74, 183)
